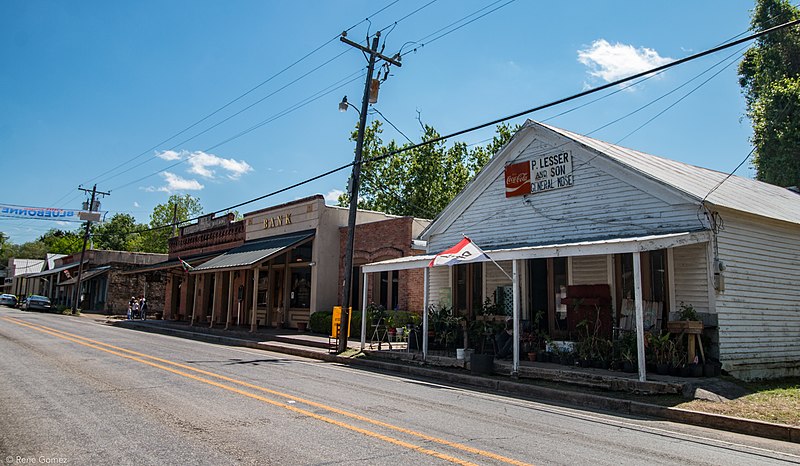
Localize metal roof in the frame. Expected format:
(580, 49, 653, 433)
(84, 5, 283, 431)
(192, 230, 314, 273)
(60, 266, 111, 286)
(28, 261, 83, 278)
(362, 231, 709, 273)
(120, 252, 221, 275)
(538, 121, 800, 225)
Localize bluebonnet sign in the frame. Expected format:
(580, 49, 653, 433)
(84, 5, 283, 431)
(0, 205, 104, 222)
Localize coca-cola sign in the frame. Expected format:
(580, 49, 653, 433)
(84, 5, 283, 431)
(504, 161, 531, 197)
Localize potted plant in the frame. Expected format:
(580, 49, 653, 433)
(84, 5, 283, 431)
(648, 331, 672, 375)
(667, 302, 704, 334)
(468, 298, 502, 375)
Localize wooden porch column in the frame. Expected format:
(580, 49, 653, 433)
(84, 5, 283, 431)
(251, 268, 258, 332)
(633, 252, 647, 382)
(422, 267, 429, 362)
(225, 270, 234, 329)
(360, 271, 369, 351)
(190, 275, 198, 326)
(512, 259, 520, 375)
(210, 271, 221, 328)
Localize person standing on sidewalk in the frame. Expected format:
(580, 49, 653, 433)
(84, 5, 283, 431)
(139, 296, 147, 321)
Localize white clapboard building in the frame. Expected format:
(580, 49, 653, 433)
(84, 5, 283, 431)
(362, 120, 800, 380)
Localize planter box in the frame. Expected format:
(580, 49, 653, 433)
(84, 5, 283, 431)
(667, 320, 704, 334)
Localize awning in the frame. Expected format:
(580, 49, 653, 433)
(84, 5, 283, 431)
(120, 252, 221, 275)
(27, 261, 83, 278)
(60, 266, 111, 286)
(362, 231, 711, 273)
(191, 229, 315, 273)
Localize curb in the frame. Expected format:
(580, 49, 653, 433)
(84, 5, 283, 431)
(120, 321, 800, 444)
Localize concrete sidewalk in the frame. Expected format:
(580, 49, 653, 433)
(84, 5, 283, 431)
(93, 314, 799, 444)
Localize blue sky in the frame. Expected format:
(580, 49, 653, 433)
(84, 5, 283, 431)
(1, 0, 760, 244)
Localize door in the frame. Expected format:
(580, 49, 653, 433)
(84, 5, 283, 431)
(270, 267, 285, 327)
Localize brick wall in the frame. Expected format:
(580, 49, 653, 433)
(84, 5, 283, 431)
(338, 217, 426, 314)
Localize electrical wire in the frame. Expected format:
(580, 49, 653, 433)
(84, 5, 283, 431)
(101, 17, 800, 236)
(110, 70, 367, 192)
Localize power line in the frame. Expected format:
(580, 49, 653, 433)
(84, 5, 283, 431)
(110, 70, 367, 192)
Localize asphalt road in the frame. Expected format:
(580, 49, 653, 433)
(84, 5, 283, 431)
(2, 307, 800, 466)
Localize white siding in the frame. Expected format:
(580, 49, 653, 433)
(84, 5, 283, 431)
(571, 255, 608, 285)
(714, 212, 800, 380)
(672, 243, 711, 314)
(427, 137, 703, 253)
(428, 267, 451, 309)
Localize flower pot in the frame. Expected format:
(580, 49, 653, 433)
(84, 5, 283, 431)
(297, 322, 307, 332)
(656, 363, 670, 375)
(703, 363, 716, 377)
(527, 352, 537, 362)
(470, 353, 494, 375)
(537, 351, 550, 363)
(579, 359, 592, 368)
(689, 363, 703, 377)
(623, 361, 637, 373)
(456, 348, 466, 360)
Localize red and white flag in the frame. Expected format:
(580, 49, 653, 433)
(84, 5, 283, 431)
(428, 237, 489, 267)
(178, 257, 193, 272)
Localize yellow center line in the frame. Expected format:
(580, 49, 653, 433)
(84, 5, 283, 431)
(4, 317, 533, 466)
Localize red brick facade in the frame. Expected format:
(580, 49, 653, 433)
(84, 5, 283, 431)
(339, 217, 426, 314)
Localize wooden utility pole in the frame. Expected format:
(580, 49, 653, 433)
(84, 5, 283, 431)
(338, 31, 401, 352)
(72, 184, 110, 313)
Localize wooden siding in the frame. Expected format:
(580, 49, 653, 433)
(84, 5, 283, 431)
(427, 136, 704, 253)
(428, 267, 450, 309)
(571, 255, 608, 285)
(714, 212, 800, 380)
(672, 243, 711, 314)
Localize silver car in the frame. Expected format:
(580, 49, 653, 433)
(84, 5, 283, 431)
(22, 295, 52, 311)
(0, 294, 18, 307)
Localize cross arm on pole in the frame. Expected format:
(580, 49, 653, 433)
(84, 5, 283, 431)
(340, 34, 402, 67)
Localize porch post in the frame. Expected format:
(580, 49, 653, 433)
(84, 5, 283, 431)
(360, 271, 369, 351)
(633, 252, 647, 382)
(512, 259, 520, 375)
(225, 271, 234, 329)
(190, 275, 198, 326)
(210, 271, 221, 328)
(251, 268, 258, 332)
(422, 267, 429, 362)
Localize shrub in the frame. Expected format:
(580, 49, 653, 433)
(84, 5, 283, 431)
(309, 311, 333, 334)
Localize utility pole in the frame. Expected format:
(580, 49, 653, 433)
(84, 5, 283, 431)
(72, 184, 110, 313)
(338, 30, 401, 352)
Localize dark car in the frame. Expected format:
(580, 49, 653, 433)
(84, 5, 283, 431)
(22, 295, 52, 311)
(0, 294, 18, 307)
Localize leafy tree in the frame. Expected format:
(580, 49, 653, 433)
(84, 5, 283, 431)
(130, 194, 203, 253)
(38, 229, 83, 255)
(738, 0, 800, 186)
(339, 121, 518, 218)
(92, 213, 145, 251)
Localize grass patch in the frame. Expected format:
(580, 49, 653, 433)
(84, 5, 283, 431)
(676, 377, 800, 426)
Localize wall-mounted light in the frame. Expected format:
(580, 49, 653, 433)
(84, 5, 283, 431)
(308, 261, 317, 267)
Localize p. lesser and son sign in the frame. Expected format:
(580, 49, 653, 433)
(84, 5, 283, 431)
(504, 151, 574, 197)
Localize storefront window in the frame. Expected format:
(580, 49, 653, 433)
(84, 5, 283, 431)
(378, 270, 398, 310)
(454, 263, 482, 317)
(290, 267, 311, 308)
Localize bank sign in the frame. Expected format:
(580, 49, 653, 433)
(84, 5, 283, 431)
(504, 151, 574, 197)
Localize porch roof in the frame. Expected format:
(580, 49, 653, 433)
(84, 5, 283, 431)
(60, 266, 111, 286)
(191, 229, 315, 273)
(27, 261, 83, 278)
(362, 230, 711, 273)
(120, 252, 220, 275)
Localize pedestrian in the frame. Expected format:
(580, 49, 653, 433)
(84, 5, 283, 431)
(139, 296, 147, 321)
(127, 296, 135, 320)
(132, 300, 139, 320)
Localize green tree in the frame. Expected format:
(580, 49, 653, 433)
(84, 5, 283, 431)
(339, 121, 517, 218)
(738, 0, 800, 186)
(38, 229, 83, 255)
(130, 194, 203, 253)
(92, 213, 145, 251)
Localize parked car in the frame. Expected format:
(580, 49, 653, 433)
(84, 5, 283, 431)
(22, 295, 52, 311)
(0, 294, 18, 307)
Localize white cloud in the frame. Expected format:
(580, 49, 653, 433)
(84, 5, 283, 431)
(133, 201, 140, 208)
(577, 39, 672, 84)
(155, 149, 253, 180)
(156, 150, 182, 161)
(324, 189, 344, 204)
(144, 172, 204, 193)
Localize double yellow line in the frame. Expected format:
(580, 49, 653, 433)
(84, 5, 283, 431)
(3, 317, 532, 466)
